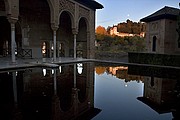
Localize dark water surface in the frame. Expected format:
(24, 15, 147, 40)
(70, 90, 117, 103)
(0, 62, 179, 120)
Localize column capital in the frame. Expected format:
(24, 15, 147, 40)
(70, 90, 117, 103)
(7, 16, 18, 24)
(51, 23, 59, 31)
(72, 28, 78, 35)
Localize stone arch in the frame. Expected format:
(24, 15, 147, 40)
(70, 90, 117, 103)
(77, 17, 89, 58)
(77, 16, 90, 32)
(59, 10, 75, 29)
(0, 0, 10, 56)
(19, 0, 52, 58)
(46, 0, 56, 25)
(57, 11, 74, 57)
(2, 0, 10, 15)
(0, 16, 10, 56)
(15, 21, 22, 50)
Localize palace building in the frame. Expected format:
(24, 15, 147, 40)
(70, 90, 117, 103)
(0, 0, 103, 62)
(141, 6, 180, 54)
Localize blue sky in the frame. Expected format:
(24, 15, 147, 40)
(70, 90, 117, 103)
(95, 0, 180, 28)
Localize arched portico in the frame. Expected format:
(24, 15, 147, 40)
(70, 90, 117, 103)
(0, 16, 10, 56)
(77, 17, 89, 58)
(0, 0, 103, 60)
(57, 11, 74, 58)
(19, 0, 52, 58)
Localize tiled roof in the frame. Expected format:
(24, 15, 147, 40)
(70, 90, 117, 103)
(141, 6, 180, 22)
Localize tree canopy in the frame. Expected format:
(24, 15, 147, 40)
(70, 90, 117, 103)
(116, 19, 146, 34)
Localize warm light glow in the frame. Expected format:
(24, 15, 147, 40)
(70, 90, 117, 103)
(77, 63, 83, 74)
(51, 43, 54, 50)
(42, 42, 46, 54)
(43, 69, 46, 76)
(52, 69, 54, 75)
(59, 66, 62, 73)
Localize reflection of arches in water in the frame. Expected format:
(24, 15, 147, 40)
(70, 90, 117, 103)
(57, 65, 74, 111)
(77, 63, 87, 103)
(152, 36, 157, 52)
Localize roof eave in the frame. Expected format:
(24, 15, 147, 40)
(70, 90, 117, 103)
(74, 0, 103, 10)
(140, 14, 178, 22)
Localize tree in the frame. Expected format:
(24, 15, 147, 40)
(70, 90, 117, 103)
(116, 19, 145, 34)
(96, 26, 107, 35)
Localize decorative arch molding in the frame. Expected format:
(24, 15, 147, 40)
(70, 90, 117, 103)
(3, 0, 10, 15)
(46, 0, 54, 22)
(78, 17, 89, 32)
(47, 0, 59, 28)
(3, 0, 10, 11)
(59, 0, 75, 15)
(79, 6, 90, 24)
(58, 0, 75, 28)
(59, 10, 75, 29)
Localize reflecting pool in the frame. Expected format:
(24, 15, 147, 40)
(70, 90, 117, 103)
(0, 62, 179, 120)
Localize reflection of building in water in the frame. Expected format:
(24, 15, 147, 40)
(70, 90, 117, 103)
(0, 63, 101, 120)
(128, 64, 180, 118)
(95, 67, 106, 75)
(138, 77, 177, 114)
(95, 66, 144, 82)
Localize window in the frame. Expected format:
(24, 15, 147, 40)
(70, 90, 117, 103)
(42, 42, 46, 54)
(152, 36, 157, 52)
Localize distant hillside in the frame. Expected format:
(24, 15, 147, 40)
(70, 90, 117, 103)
(107, 19, 146, 34)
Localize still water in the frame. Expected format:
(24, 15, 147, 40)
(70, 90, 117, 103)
(0, 62, 179, 120)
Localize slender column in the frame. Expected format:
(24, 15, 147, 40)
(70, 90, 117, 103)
(51, 24, 58, 62)
(8, 17, 18, 63)
(11, 23, 16, 63)
(53, 30, 57, 61)
(74, 34, 77, 58)
(72, 29, 78, 59)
